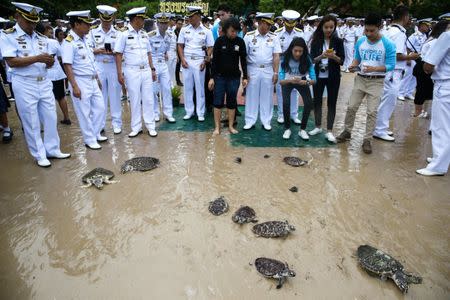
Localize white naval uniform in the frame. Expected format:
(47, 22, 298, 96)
(166, 26, 177, 87)
(302, 24, 314, 45)
(114, 24, 156, 133)
(46, 39, 66, 82)
(423, 31, 450, 174)
(61, 30, 105, 145)
(177, 23, 214, 118)
(343, 25, 356, 70)
(0, 24, 63, 161)
(374, 24, 407, 137)
(244, 30, 282, 127)
(275, 27, 304, 120)
(399, 31, 427, 98)
(89, 24, 122, 131)
(148, 29, 174, 119)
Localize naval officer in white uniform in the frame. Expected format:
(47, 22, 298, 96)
(0, 2, 70, 167)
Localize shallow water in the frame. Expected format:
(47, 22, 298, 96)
(0, 74, 449, 299)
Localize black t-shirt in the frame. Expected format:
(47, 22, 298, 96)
(211, 35, 248, 79)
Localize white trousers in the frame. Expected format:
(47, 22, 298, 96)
(123, 67, 155, 132)
(374, 70, 403, 136)
(153, 61, 174, 119)
(11, 75, 61, 160)
(276, 82, 299, 119)
(399, 60, 416, 98)
(96, 61, 122, 130)
(183, 57, 205, 117)
(343, 42, 355, 70)
(70, 76, 105, 145)
(426, 81, 450, 173)
(167, 53, 177, 87)
(245, 66, 274, 126)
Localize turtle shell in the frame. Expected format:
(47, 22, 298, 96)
(252, 221, 295, 238)
(232, 206, 257, 224)
(357, 245, 403, 276)
(255, 257, 286, 277)
(208, 196, 229, 216)
(283, 156, 307, 167)
(121, 157, 160, 173)
(82, 167, 115, 183)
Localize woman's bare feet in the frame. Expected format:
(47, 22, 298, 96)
(229, 127, 239, 134)
(213, 128, 220, 135)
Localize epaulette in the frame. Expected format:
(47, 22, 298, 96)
(3, 27, 16, 34)
(246, 30, 255, 35)
(275, 27, 283, 33)
(114, 25, 121, 31)
(36, 31, 46, 38)
(268, 31, 276, 36)
(148, 30, 157, 37)
(90, 24, 99, 30)
(294, 28, 303, 32)
(65, 34, 73, 42)
(118, 27, 128, 32)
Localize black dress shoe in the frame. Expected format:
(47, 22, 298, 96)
(2, 129, 13, 143)
(60, 119, 72, 125)
(177, 82, 183, 87)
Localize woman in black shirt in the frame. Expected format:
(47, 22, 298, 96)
(209, 17, 248, 135)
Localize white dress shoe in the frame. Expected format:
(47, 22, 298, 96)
(277, 116, 284, 124)
(128, 130, 142, 138)
(325, 132, 337, 143)
(291, 118, 301, 125)
(198, 116, 205, 122)
(405, 95, 414, 100)
(37, 158, 51, 167)
(398, 96, 406, 101)
(49, 152, 71, 159)
(283, 129, 291, 139)
(416, 168, 445, 176)
(308, 127, 323, 136)
(426, 157, 433, 163)
(183, 115, 192, 120)
(387, 130, 394, 136)
(166, 117, 176, 123)
(85, 143, 102, 150)
(97, 135, 108, 142)
(299, 130, 309, 140)
(243, 124, 254, 130)
(373, 134, 395, 142)
(148, 130, 158, 137)
(263, 124, 272, 131)
(155, 115, 160, 122)
(113, 127, 122, 134)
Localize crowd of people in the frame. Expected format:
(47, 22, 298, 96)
(0, 2, 449, 176)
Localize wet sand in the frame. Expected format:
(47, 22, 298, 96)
(0, 73, 449, 299)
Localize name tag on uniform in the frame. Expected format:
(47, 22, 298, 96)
(111, 35, 116, 39)
(234, 45, 239, 51)
(78, 46, 83, 49)
(185, 31, 190, 34)
(128, 36, 134, 39)
(94, 35, 101, 38)
(18, 41, 26, 44)
(199, 32, 205, 35)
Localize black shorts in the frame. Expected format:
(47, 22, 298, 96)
(52, 79, 65, 100)
(0, 84, 9, 113)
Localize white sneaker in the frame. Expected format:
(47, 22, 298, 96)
(426, 157, 433, 163)
(283, 129, 291, 139)
(419, 111, 428, 119)
(97, 135, 108, 142)
(243, 123, 254, 130)
(299, 130, 309, 140)
(277, 116, 284, 124)
(263, 124, 272, 131)
(325, 132, 337, 143)
(198, 116, 205, 122)
(49, 152, 71, 159)
(373, 134, 395, 142)
(398, 96, 406, 101)
(416, 168, 445, 176)
(37, 158, 51, 167)
(86, 142, 102, 150)
(113, 127, 122, 134)
(155, 115, 160, 122)
(166, 117, 176, 123)
(183, 115, 192, 120)
(308, 127, 323, 136)
(405, 95, 414, 100)
(128, 130, 142, 138)
(291, 118, 301, 125)
(148, 130, 158, 137)
(387, 130, 394, 136)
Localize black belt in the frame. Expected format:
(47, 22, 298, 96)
(357, 73, 385, 79)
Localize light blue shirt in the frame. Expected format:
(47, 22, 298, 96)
(279, 56, 316, 81)
(354, 35, 396, 76)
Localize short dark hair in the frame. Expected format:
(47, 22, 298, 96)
(393, 5, 409, 20)
(430, 20, 449, 39)
(222, 17, 241, 32)
(365, 13, 382, 27)
(217, 4, 231, 13)
(69, 17, 84, 28)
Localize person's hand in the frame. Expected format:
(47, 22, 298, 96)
(272, 73, 278, 84)
(151, 70, 157, 81)
(36, 53, 54, 65)
(362, 65, 377, 73)
(208, 79, 214, 91)
(118, 73, 125, 86)
(242, 79, 248, 88)
(165, 53, 169, 61)
(348, 64, 360, 73)
(72, 85, 81, 98)
(322, 50, 335, 58)
(97, 78, 102, 90)
(409, 52, 420, 60)
(200, 62, 206, 71)
(94, 48, 107, 55)
(181, 59, 188, 68)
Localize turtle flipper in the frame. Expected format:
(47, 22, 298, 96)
(81, 182, 92, 188)
(276, 277, 286, 289)
(251, 219, 258, 223)
(405, 273, 422, 284)
(105, 179, 119, 184)
(392, 270, 409, 293)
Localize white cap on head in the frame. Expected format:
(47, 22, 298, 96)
(11, 1, 43, 23)
(126, 7, 147, 17)
(186, 6, 203, 17)
(154, 12, 172, 23)
(0, 17, 8, 22)
(306, 15, 319, 21)
(418, 18, 432, 25)
(438, 13, 450, 20)
(255, 12, 275, 25)
(66, 10, 94, 24)
(282, 10, 300, 21)
(96, 5, 117, 21)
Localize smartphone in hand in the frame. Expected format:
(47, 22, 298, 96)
(104, 43, 112, 52)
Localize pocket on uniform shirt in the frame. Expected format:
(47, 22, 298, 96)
(436, 82, 450, 102)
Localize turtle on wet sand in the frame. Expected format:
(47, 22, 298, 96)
(357, 245, 422, 293)
(82, 168, 117, 189)
(252, 220, 295, 238)
(289, 186, 298, 193)
(232, 206, 258, 224)
(208, 196, 229, 216)
(264, 154, 270, 159)
(255, 257, 296, 289)
(121, 157, 160, 173)
(283, 156, 307, 167)
(234, 157, 242, 164)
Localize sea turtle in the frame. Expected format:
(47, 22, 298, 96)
(357, 245, 422, 293)
(232, 206, 258, 224)
(254, 257, 296, 289)
(234, 157, 242, 164)
(208, 196, 229, 216)
(264, 154, 270, 159)
(252, 221, 295, 238)
(81, 168, 117, 189)
(121, 157, 160, 173)
(289, 186, 298, 193)
(283, 156, 307, 167)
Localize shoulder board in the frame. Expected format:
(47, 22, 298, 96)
(275, 28, 283, 33)
(36, 31, 46, 38)
(65, 34, 73, 42)
(90, 24, 99, 30)
(148, 30, 157, 37)
(268, 32, 276, 36)
(118, 27, 128, 32)
(3, 27, 16, 34)
(246, 30, 255, 35)
(114, 25, 120, 31)
(294, 28, 303, 32)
